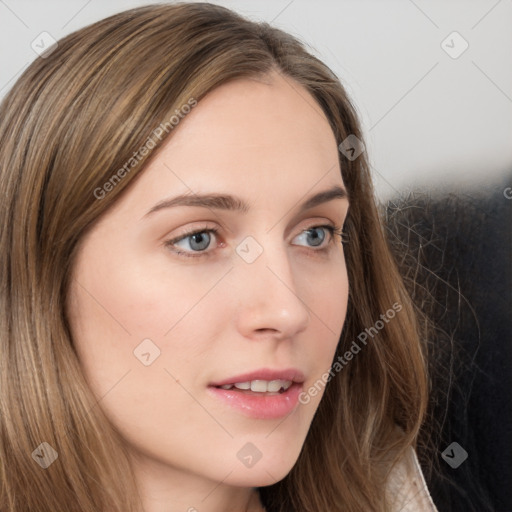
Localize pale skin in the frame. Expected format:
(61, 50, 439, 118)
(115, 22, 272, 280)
(67, 70, 350, 512)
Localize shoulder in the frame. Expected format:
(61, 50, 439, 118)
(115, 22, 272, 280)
(385, 444, 438, 512)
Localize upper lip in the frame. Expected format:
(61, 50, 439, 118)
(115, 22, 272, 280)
(209, 368, 306, 387)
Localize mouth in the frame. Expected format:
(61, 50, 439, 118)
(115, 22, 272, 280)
(207, 368, 305, 419)
(212, 379, 294, 395)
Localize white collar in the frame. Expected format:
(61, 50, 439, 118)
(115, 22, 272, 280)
(386, 445, 438, 511)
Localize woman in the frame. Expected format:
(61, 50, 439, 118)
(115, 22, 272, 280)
(0, 3, 438, 511)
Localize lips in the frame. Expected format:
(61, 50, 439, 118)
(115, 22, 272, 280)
(207, 368, 306, 419)
(209, 368, 306, 388)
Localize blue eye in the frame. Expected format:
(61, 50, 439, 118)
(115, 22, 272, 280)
(297, 226, 327, 247)
(164, 224, 347, 259)
(166, 227, 219, 256)
(177, 230, 212, 252)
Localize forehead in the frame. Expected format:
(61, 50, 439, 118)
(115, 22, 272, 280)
(168, 71, 337, 156)
(103, 72, 345, 223)
(148, 73, 341, 185)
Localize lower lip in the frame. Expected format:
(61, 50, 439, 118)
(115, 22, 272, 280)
(207, 383, 303, 419)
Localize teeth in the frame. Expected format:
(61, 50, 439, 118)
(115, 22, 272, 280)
(266, 380, 285, 392)
(218, 380, 293, 392)
(250, 380, 268, 392)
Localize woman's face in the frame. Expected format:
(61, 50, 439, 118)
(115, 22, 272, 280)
(67, 71, 349, 500)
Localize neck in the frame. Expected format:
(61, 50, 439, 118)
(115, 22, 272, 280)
(129, 452, 265, 512)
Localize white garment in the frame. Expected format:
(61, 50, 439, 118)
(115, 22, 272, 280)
(386, 445, 438, 511)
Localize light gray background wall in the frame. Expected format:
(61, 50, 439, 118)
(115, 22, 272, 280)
(1, 0, 510, 201)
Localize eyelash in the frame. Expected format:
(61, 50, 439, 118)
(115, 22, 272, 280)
(164, 224, 349, 259)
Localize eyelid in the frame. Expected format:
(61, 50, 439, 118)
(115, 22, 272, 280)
(164, 219, 347, 258)
(165, 223, 220, 246)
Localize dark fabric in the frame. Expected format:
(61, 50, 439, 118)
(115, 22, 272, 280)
(385, 174, 512, 512)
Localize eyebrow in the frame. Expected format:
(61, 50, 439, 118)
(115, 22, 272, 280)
(143, 184, 349, 219)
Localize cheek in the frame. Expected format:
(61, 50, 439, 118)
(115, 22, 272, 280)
(299, 254, 349, 392)
(68, 240, 225, 342)
(66, 251, 229, 461)
(303, 251, 349, 338)
(66, 238, 234, 399)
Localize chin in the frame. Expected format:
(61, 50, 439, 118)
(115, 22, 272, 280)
(228, 472, 288, 488)
(224, 457, 298, 488)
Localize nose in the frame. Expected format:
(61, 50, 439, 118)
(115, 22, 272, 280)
(232, 237, 311, 341)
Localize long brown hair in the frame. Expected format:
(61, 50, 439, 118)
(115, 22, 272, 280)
(0, 3, 429, 511)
